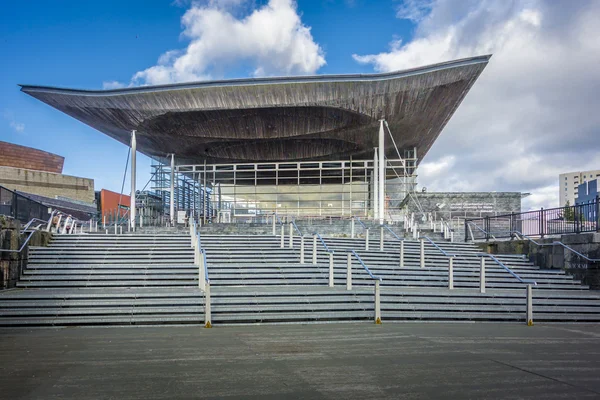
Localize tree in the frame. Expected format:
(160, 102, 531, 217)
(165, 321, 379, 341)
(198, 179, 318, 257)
(563, 200, 574, 221)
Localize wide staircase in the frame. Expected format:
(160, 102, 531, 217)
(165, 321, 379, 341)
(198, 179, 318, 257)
(1, 231, 599, 326)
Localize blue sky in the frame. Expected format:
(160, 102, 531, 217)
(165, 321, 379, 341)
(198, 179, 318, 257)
(0, 0, 413, 193)
(2, 0, 600, 209)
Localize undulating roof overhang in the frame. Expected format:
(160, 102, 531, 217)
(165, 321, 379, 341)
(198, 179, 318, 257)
(20, 55, 491, 168)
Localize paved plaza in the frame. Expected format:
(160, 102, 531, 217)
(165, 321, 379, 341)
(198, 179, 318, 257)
(1, 323, 600, 399)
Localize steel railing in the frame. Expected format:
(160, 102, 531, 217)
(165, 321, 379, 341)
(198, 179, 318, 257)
(191, 221, 211, 328)
(348, 249, 382, 324)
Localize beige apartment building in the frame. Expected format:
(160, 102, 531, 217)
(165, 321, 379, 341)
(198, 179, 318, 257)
(559, 169, 600, 207)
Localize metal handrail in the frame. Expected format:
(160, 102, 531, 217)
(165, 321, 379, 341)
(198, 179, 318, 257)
(21, 218, 49, 232)
(466, 221, 497, 240)
(313, 232, 334, 253)
(381, 224, 403, 241)
(0, 230, 36, 254)
(355, 217, 367, 230)
(419, 236, 455, 257)
(476, 253, 537, 285)
(552, 241, 600, 262)
(275, 214, 283, 224)
(291, 220, 302, 236)
(201, 248, 210, 283)
(350, 250, 382, 281)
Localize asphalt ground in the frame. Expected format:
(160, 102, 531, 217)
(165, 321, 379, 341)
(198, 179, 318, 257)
(1, 323, 600, 399)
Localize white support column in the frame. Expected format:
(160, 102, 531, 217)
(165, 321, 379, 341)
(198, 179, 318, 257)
(399, 240, 404, 268)
(448, 257, 454, 290)
(380, 226, 384, 251)
(300, 236, 305, 264)
(420, 238, 425, 268)
(365, 228, 370, 251)
(312, 235, 317, 265)
(374, 280, 381, 324)
(480, 258, 486, 293)
(378, 120, 385, 225)
(373, 149, 379, 220)
(170, 154, 175, 226)
(280, 224, 285, 248)
(329, 253, 334, 287)
(272, 214, 276, 236)
(289, 223, 293, 249)
(351, 218, 355, 239)
(526, 284, 533, 326)
(130, 130, 137, 232)
(204, 282, 212, 328)
(346, 253, 352, 290)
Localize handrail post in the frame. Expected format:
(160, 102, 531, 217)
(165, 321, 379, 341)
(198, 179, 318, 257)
(346, 253, 352, 290)
(289, 223, 293, 249)
(374, 280, 381, 324)
(280, 224, 284, 248)
(420, 238, 425, 268)
(351, 217, 355, 238)
(300, 235, 305, 264)
(199, 250, 206, 291)
(380, 226, 384, 251)
(312, 235, 317, 264)
(329, 253, 334, 287)
(204, 282, 212, 328)
(120, 226, 123, 235)
(526, 284, 533, 326)
(272, 214, 276, 236)
(448, 256, 454, 290)
(480, 257, 486, 293)
(365, 228, 369, 251)
(89, 219, 92, 233)
(399, 240, 404, 268)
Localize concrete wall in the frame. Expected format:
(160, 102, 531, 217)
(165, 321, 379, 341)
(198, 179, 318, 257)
(0, 166, 94, 204)
(477, 233, 600, 289)
(0, 141, 64, 173)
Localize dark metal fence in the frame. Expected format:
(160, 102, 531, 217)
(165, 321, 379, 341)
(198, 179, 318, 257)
(0, 185, 50, 224)
(464, 196, 600, 241)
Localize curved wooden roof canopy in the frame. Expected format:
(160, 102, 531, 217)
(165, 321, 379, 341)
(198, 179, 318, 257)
(20, 55, 491, 167)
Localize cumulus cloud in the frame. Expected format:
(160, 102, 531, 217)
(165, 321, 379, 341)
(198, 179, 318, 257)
(354, 0, 600, 210)
(131, 0, 325, 85)
(102, 81, 126, 90)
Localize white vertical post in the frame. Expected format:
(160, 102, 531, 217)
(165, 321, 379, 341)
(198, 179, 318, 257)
(526, 284, 533, 326)
(170, 154, 175, 226)
(199, 250, 206, 291)
(420, 238, 425, 268)
(374, 280, 381, 324)
(351, 218, 355, 238)
(89, 219, 92, 233)
(128, 218, 131, 232)
(480, 257, 486, 293)
(346, 253, 352, 290)
(300, 236, 305, 264)
(450, 231, 454, 243)
(373, 149, 378, 220)
(114, 221, 117, 235)
(103, 216, 106, 229)
(378, 120, 385, 225)
(312, 235, 317, 265)
(399, 240, 404, 268)
(448, 257, 454, 290)
(140, 215, 143, 228)
(119, 226, 123, 235)
(280, 224, 284, 248)
(380, 226, 384, 251)
(130, 130, 137, 232)
(365, 228, 370, 251)
(289, 223, 293, 249)
(329, 253, 334, 287)
(272, 214, 276, 236)
(204, 282, 212, 328)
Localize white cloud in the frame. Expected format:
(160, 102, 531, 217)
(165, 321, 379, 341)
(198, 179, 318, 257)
(3, 110, 25, 133)
(354, 0, 600, 209)
(395, 0, 434, 22)
(102, 81, 126, 90)
(131, 0, 325, 85)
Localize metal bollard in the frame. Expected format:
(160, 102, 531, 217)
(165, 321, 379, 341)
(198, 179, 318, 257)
(399, 240, 404, 268)
(312, 235, 317, 265)
(346, 253, 352, 290)
(480, 257, 486, 293)
(374, 280, 381, 324)
(526, 284, 533, 326)
(289, 223, 293, 249)
(365, 228, 370, 251)
(280, 224, 284, 248)
(204, 282, 212, 328)
(351, 218, 355, 239)
(420, 238, 425, 268)
(300, 236, 305, 264)
(380, 226, 384, 251)
(448, 257, 454, 290)
(329, 253, 334, 287)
